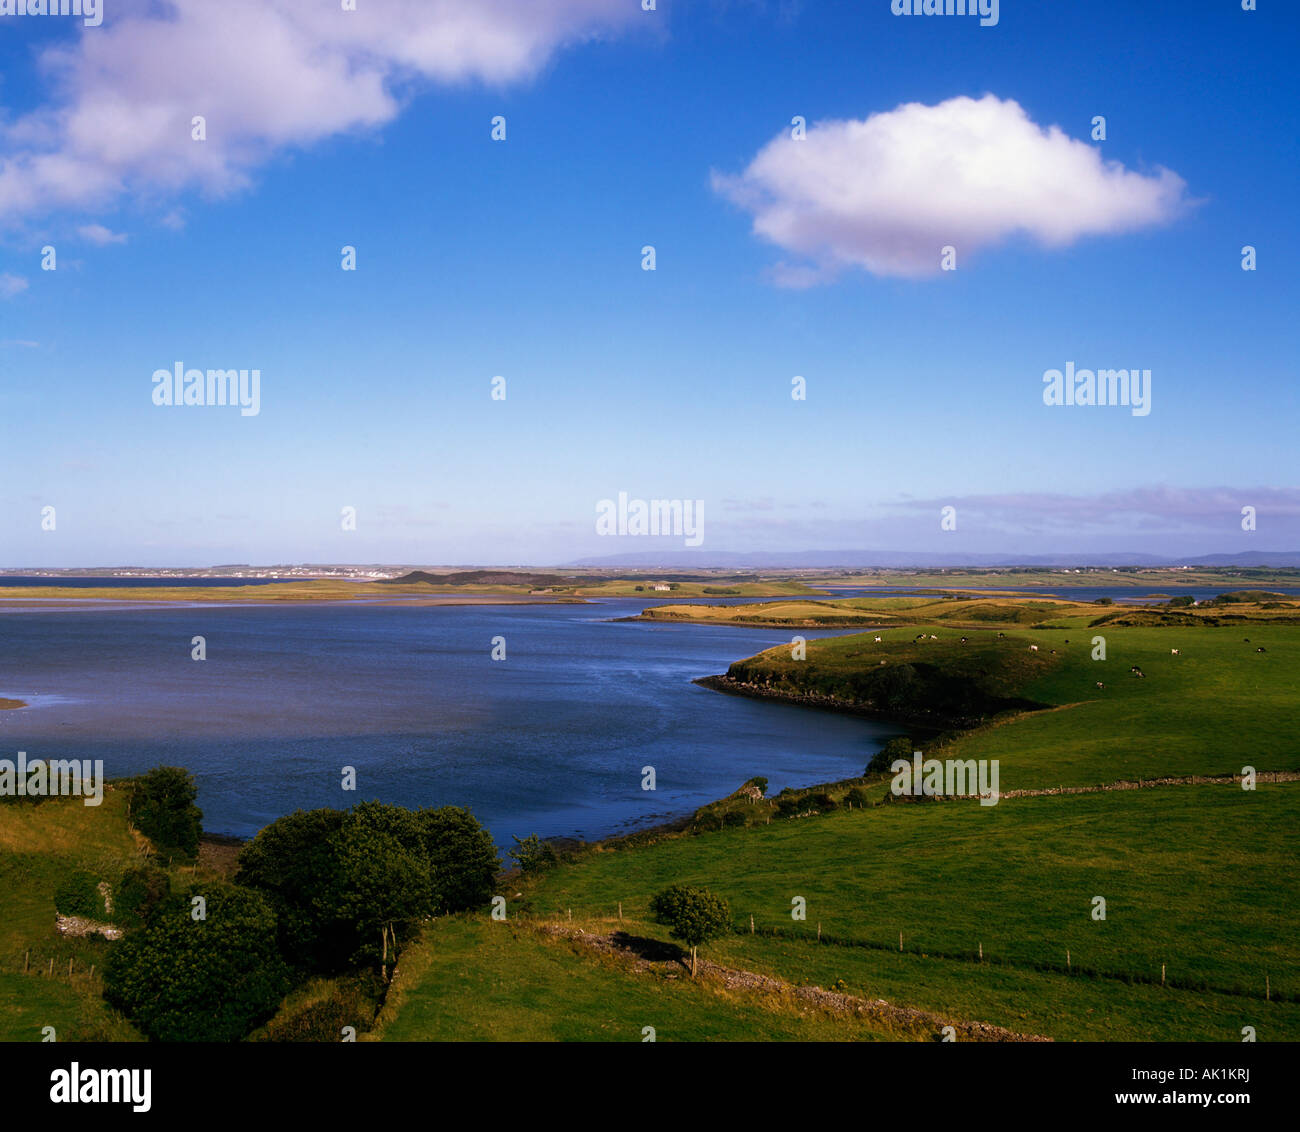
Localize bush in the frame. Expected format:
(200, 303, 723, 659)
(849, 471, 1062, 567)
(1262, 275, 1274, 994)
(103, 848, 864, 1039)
(128, 766, 202, 858)
(811, 792, 838, 812)
(417, 806, 500, 915)
(236, 802, 498, 976)
(867, 736, 913, 775)
(115, 864, 172, 927)
(721, 811, 747, 828)
(776, 794, 805, 817)
(103, 884, 290, 1042)
(743, 776, 769, 797)
(235, 808, 354, 973)
(649, 884, 732, 977)
(55, 869, 106, 919)
(844, 786, 871, 808)
(508, 833, 559, 874)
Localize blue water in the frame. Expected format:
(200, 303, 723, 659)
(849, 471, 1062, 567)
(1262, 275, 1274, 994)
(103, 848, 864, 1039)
(0, 600, 892, 845)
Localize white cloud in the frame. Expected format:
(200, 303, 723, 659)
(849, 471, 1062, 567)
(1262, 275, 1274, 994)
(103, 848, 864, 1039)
(712, 94, 1190, 281)
(0, 273, 29, 298)
(0, 0, 639, 222)
(78, 222, 127, 244)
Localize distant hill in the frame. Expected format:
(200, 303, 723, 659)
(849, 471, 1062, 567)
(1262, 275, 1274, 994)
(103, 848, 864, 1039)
(382, 570, 577, 587)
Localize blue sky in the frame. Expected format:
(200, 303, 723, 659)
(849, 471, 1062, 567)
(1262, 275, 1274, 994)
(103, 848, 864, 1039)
(1, 0, 1297, 566)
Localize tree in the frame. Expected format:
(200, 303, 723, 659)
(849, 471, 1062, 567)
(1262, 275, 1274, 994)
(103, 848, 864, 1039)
(508, 833, 558, 874)
(416, 806, 500, 914)
(649, 884, 732, 977)
(332, 803, 434, 982)
(235, 808, 354, 972)
(128, 766, 202, 858)
(103, 884, 289, 1042)
(235, 802, 500, 980)
(867, 736, 913, 776)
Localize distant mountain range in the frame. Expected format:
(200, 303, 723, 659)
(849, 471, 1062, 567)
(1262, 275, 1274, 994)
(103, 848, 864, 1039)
(566, 550, 1300, 569)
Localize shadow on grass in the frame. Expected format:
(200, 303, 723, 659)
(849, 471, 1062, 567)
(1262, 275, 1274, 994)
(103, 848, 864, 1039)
(609, 931, 686, 969)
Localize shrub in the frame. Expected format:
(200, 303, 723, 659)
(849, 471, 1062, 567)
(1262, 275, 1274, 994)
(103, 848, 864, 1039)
(508, 833, 559, 874)
(743, 776, 769, 797)
(811, 792, 838, 811)
(721, 811, 747, 828)
(776, 794, 805, 817)
(868, 736, 913, 775)
(115, 864, 172, 927)
(844, 786, 871, 808)
(128, 766, 202, 858)
(55, 869, 106, 919)
(103, 884, 290, 1042)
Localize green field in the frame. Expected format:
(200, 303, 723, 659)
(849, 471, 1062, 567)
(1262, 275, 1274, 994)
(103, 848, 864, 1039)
(0, 789, 143, 1041)
(4, 590, 1298, 1042)
(371, 918, 934, 1042)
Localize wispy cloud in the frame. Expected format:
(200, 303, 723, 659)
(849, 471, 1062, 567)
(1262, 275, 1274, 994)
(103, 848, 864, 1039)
(77, 223, 127, 245)
(0, 0, 641, 224)
(713, 94, 1190, 282)
(891, 486, 1300, 531)
(0, 273, 29, 298)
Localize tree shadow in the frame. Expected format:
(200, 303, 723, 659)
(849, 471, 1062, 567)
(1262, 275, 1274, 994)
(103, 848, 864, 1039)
(609, 931, 686, 968)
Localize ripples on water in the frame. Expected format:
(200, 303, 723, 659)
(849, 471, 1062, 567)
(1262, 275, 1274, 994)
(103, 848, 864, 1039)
(0, 599, 895, 844)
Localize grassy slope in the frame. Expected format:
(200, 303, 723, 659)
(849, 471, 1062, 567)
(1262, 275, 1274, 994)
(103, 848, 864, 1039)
(721, 619, 1300, 787)
(0, 789, 143, 1041)
(375, 604, 1300, 1043)
(372, 917, 925, 1042)
(516, 786, 1300, 1040)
